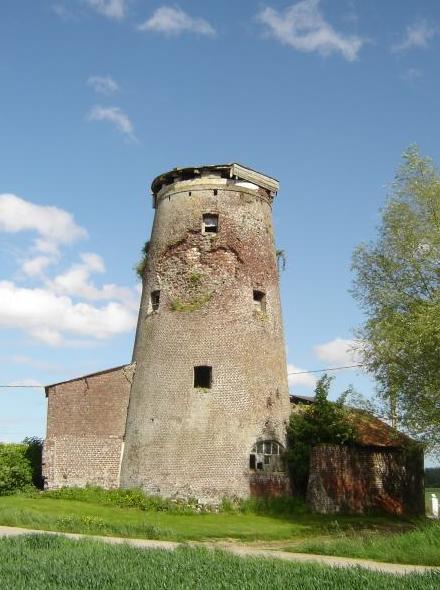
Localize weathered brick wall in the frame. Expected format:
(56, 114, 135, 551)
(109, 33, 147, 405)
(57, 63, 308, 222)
(307, 444, 424, 515)
(43, 364, 134, 489)
(120, 172, 291, 503)
(249, 473, 291, 497)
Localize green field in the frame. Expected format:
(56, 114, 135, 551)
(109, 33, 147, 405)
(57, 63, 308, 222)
(0, 534, 437, 590)
(0, 493, 409, 543)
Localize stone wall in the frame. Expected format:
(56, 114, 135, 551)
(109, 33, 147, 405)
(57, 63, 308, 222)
(307, 444, 424, 515)
(43, 364, 134, 489)
(120, 171, 291, 503)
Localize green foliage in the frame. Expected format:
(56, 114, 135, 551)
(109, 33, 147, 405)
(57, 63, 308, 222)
(41, 486, 207, 513)
(295, 520, 440, 567)
(351, 146, 440, 450)
(134, 240, 150, 279)
(22, 437, 44, 489)
(2, 535, 437, 590)
(286, 375, 356, 496)
(0, 444, 34, 495)
(189, 270, 203, 285)
(425, 467, 440, 487)
(170, 291, 212, 312)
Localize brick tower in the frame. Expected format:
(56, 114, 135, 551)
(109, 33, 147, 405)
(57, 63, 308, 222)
(120, 164, 291, 502)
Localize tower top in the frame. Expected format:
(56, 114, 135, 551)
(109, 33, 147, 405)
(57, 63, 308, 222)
(151, 163, 279, 198)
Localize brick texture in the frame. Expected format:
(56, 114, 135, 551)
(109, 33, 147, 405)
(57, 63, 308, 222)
(43, 365, 134, 489)
(307, 444, 424, 516)
(120, 173, 291, 502)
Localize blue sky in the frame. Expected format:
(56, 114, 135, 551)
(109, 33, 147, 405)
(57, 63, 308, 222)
(1, 0, 440, 446)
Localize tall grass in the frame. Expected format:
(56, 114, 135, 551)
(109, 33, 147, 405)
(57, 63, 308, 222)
(39, 486, 309, 515)
(0, 534, 437, 590)
(294, 521, 440, 566)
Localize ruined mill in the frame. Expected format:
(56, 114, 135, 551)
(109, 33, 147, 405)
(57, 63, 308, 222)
(43, 164, 292, 502)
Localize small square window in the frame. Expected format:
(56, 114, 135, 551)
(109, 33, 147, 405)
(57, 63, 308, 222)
(202, 214, 218, 234)
(253, 290, 266, 312)
(194, 365, 212, 388)
(213, 189, 218, 196)
(151, 290, 160, 312)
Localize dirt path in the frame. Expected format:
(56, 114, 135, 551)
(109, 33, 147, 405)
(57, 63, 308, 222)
(0, 525, 436, 576)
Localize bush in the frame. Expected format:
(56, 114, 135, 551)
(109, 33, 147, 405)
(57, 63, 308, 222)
(0, 443, 34, 495)
(23, 437, 44, 489)
(286, 375, 356, 496)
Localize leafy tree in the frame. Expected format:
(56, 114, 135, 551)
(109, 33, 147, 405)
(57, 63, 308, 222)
(286, 375, 356, 496)
(351, 146, 440, 452)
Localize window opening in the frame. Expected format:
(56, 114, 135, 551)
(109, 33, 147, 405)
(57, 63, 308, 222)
(249, 440, 283, 472)
(194, 366, 212, 388)
(202, 214, 218, 234)
(151, 290, 160, 312)
(213, 189, 218, 196)
(253, 290, 266, 312)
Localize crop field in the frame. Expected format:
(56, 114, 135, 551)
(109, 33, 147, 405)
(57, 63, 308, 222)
(0, 534, 438, 590)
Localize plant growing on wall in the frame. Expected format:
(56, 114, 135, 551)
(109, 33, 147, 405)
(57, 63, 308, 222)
(286, 375, 356, 496)
(134, 241, 150, 279)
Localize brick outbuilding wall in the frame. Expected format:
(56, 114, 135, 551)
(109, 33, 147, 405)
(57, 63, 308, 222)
(307, 444, 424, 515)
(43, 364, 135, 489)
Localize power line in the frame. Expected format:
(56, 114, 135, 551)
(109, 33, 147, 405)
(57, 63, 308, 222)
(0, 385, 44, 388)
(288, 364, 363, 375)
(0, 363, 365, 389)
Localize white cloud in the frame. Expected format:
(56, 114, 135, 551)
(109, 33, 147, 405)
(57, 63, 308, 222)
(21, 256, 53, 277)
(0, 193, 87, 273)
(88, 106, 136, 141)
(314, 337, 360, 365)
(0, 281, 137, 346)
(392, 19, 436, 53)
(257, 0, 364, 61)
(138, 6, 216, 37)
(48, 252, 137, 305)
(0, 194, 86, 246)
(287, 363, 317, 389)
(87, 75, 119, 95)
(0, 194, 140, 347)
(85, 0, 126, 20)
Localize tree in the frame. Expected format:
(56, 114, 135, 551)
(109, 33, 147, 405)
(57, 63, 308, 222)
(286, 375, 356, 495)
(352, 146, 440, 452)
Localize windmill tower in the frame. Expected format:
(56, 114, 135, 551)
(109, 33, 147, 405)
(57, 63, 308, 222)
(120, 164, 291, 502)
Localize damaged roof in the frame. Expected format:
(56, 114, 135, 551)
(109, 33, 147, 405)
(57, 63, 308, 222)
(290, 395, 412, 448)
(151, 163, 279, 196)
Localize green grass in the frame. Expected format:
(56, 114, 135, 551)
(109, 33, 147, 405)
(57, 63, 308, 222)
(291, 521, 440, 566)
(0, 493, 408, 544)
(0, 534, 438, 590)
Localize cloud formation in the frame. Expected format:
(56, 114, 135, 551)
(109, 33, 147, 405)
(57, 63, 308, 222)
(88, 106, 136, 141)
(314, 337, 359, 365)
(139, 6, 216, 37)
(0, 194, 139, 346)
(0, 281, 136, 346)
(287, 363, 317, 389)
(392, 19, 436, 53)
(85, 0, 126, 20)
(87, 75, 119, 95)
(257, 0, 363, 61)
(48, 252, 137, 305)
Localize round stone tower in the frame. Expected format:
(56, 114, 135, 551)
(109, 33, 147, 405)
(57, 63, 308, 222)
(120, 164, 291, 502)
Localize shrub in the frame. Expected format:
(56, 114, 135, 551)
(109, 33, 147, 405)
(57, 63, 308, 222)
(0, 443, 34, 495)
(23, 437, 44, 489)
(286, 375, 356, 496)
